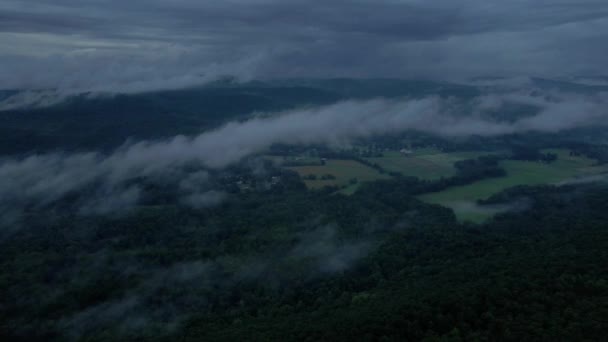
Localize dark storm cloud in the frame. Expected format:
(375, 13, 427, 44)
(1, 1, 608, 92)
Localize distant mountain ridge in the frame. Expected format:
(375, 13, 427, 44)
(0, 77, 605, 155)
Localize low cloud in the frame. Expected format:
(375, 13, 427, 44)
(0, 51, 264, 109)
(60, 260, 213, 339)
(448, 198, 533, 221)
(556, 173, 608, 186)
(177, 170, 226, 209)
(290, 225, 372, 274)
(0, 89, 72, 110)
(0, 51, 262, 93)
(57, 224, 371, 339)
(0, 92, 606, 229)
(180, 190, 226, 209)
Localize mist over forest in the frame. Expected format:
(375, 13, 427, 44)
(2, 1, 608, 341)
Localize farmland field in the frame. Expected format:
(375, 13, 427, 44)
(366, 148, 501, 180)
(419, 149, 608, 222)
(287, 159, 389, 193)
(264, 155, 322, 166)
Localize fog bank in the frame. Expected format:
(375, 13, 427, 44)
(1, 92, 606, 228)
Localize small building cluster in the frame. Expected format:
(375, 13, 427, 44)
(399, 148, 413, 156)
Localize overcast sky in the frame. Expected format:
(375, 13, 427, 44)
(1, 0, 608, 92)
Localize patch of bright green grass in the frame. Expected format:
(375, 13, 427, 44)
(419, 149, 608, 223)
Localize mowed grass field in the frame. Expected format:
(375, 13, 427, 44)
(288, 159, 390, 194)
(419, 149, 608, 222)
(366, 148, 500, 180)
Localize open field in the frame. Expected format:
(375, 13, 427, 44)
(419, 149, 608, 222)
(366, 148, 501, 180)
(287, 159, 389, 193)
(284, 149, 608, 217)
(264, 155, 322, 166)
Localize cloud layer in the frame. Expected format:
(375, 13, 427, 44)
(1, 1, 608, 92)
(0, 91, 606, 229)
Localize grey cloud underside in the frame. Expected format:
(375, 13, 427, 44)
(3, 1, 608, 40)
(1, 1, 608, 92)
(0, 92, 606, 229)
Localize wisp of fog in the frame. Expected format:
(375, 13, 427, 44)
(1, 92, 607, 228)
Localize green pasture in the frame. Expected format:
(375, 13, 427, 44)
(366, 148, 500, 180)
(419, 149, 608, 223)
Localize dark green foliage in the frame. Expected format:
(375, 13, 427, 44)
(0, 84, 341, 155)
(179, 185, 608, 341)
(510, 145, 557, 163)
(1, 177, 607, 341)
(0, 79, 481, 156)
(1, 80, 608, 341)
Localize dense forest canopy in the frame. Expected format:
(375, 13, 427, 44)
(0, 78, 607, 341)
(3, 0, 608, 340)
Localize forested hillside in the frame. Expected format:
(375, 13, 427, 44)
(1, 171, 607, 341)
